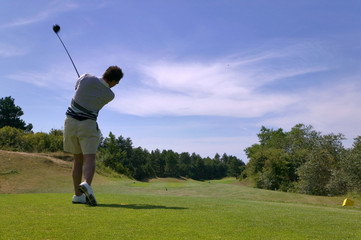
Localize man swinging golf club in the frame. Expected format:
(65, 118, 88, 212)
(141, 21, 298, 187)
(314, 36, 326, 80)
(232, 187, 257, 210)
(64, 66, 123, 206)
(53, 24, 123, 206)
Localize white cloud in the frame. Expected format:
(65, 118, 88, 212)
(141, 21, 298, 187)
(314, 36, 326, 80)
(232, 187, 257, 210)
(0, 42, 28, 57)
(109, 50, 326, 118)
(259, 79, 361, 147)
(0, 1, 78, 28)
(5, 65, 77, 90)
(113, 86, 297, 117)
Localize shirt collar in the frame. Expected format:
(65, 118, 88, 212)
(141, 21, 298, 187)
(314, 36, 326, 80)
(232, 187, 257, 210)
(100, 78, 110, 88)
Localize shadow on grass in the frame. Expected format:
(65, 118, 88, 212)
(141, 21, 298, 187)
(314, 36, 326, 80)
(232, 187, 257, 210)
(97, 203, 188, 210)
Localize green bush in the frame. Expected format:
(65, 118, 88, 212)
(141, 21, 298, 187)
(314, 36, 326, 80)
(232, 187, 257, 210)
(0, 126, 25, 151)
(0, 126, 63, 153)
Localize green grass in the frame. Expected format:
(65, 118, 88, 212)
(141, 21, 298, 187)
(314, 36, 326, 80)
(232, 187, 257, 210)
(1, 179, 361, 239)
(1, 151, 361, 239)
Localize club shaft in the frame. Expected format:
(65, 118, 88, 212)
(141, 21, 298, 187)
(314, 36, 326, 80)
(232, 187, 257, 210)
(56, 33, 80, 78)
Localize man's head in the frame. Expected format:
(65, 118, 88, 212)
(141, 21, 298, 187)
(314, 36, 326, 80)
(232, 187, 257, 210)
(103, 66, 123, 88)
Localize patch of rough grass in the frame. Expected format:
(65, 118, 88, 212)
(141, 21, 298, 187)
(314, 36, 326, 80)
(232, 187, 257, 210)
(44, 151, 74, 162)
(0, 169, 18, 175)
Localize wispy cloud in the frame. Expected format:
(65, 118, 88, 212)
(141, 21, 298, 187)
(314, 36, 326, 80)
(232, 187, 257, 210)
(262, 80, 361, 139)
(5, 64, 77, 90)
(0, 42, 29, 57)
(108, 46, 329, 118)
(1, 1, 78, 28)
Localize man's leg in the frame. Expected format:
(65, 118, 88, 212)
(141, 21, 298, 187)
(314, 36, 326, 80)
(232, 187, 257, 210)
(83, 154, 96, 185)
(79, 154, 97, 206)
(72, 153, 83, 196)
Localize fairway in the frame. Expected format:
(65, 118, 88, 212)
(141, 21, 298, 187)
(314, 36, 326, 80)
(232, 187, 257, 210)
(1, 179, 361, 239)
(1, 151, 361, 239)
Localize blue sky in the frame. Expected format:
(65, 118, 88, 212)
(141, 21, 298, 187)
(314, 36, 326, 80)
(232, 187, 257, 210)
(1, 0, 361, 162)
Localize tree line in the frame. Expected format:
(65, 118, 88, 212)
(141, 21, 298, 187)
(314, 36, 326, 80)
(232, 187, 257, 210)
(97, 132, 245, 180)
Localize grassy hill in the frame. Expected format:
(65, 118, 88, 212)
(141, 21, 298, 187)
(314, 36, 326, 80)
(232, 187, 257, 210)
(0, 150, 72, 193)
(0, 150, 124, 194)
(1, 150, 361, 239)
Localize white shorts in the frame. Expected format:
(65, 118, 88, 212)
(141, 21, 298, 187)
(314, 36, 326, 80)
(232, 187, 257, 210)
(63, 117, 100, 154)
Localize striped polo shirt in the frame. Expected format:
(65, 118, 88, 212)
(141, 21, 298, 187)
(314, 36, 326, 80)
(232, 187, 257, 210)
(66, 73, 115, 121)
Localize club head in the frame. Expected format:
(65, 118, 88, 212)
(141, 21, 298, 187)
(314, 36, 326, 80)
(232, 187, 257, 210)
(53, 24, 60, 34)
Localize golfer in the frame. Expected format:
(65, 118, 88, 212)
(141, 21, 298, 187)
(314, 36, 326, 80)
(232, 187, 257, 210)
(63, 66, 123, 206)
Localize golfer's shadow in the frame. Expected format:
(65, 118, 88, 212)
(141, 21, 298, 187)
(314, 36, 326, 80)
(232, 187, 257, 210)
(97, 203, 187, 210)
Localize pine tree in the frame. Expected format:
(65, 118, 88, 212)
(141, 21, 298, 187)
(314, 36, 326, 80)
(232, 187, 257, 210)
(0, 96, 32, 131)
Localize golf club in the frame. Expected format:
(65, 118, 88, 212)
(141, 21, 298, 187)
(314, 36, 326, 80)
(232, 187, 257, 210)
(52, 24, 80, 78)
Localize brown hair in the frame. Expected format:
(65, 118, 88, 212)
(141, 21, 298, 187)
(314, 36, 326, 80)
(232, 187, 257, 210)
(103, 66, 123, 82)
